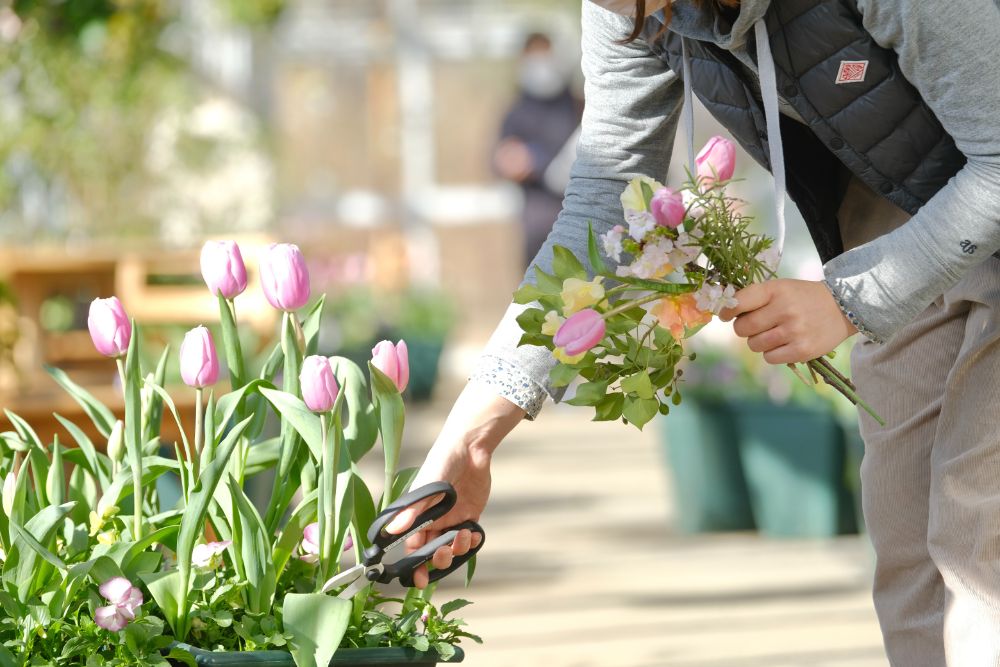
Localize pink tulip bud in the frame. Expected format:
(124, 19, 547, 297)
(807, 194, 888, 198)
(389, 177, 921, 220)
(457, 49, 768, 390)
(201, 240, 248, 299)
(695, 136, 736, 186)
(88, 297, 131, 358)
(300, 356, 339, 413)
(191, 540, 232, 570)
(553, 308, 606, 356)
(180, 326, 219, 389)
(371, 340, 409, 393)
(95, 577, 143, 632)
(650, 187, 685, 229)
(260, 243, 310, 311)
(299, 522, 354, 564)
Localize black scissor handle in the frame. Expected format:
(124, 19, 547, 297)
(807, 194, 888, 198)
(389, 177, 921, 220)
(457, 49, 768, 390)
(363, 481, 457, 564)
(378, 520, 486, 587)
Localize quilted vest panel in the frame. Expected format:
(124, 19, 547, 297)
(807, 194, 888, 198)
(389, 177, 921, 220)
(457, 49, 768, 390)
(645, 0, 966, 262)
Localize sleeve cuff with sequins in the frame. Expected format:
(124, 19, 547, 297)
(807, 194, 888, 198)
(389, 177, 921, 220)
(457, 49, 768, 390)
(469, 354, 548, 420)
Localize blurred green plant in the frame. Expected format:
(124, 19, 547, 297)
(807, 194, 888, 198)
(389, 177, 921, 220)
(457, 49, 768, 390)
(0, 1, 195, 242)
(325, 288, 455, 352)
(217, 0, 287, 27)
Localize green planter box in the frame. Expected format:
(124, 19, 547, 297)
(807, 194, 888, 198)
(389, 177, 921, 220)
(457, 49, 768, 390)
(732, 400, 857, 538)
(172, 644, 464, 667)
(660, 396, 756, 533)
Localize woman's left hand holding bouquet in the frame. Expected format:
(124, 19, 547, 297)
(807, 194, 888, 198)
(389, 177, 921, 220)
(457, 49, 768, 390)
(719, 278, 858, 364)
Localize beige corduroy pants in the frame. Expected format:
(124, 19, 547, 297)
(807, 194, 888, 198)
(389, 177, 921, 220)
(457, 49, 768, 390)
(852, 256, 1000, 666)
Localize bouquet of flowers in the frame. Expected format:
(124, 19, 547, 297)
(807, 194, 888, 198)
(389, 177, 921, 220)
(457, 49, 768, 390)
(0, 241, 477, 666)
(515, 136, 881, 430)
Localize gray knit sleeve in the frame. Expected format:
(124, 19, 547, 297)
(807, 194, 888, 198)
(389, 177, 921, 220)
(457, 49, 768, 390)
(473, 2, 683, 416)
(824, 0, 1000, 342)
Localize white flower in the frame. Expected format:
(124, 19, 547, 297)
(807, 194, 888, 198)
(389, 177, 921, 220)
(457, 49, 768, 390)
(757, 246, 782, 273)
(625, 209, 656, 242)
(671, 232, 702, 266)
(622, 238, 676, 279)
(601, 225, 626, 262)
(192, 540, 232, 570)
(95, 577, 143, 632)
(682, 189, 707, 220)
(695, 283, 738, 315)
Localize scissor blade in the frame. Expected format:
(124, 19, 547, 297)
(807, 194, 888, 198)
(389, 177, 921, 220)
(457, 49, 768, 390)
(320, 564, 365, 594)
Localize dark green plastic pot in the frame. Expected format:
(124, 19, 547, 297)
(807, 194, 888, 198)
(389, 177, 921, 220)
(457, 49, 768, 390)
(659, 395, 756, 533)
(172, 644, 464, 666)
(400, 337, 444, 403)
(732, 400, 857, 538)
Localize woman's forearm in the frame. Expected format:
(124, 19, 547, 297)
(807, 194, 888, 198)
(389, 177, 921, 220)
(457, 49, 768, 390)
(434, 381, 526, 457)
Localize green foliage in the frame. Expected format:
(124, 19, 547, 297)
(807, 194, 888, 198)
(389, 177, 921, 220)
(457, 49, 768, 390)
(0, 282, 478, 664)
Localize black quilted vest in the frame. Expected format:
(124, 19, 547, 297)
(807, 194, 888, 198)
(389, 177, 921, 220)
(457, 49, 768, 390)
(644, 0, 966, 262)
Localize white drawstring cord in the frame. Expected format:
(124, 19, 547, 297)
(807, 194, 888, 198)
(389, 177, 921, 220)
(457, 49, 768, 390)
(753, 19, 787, 262)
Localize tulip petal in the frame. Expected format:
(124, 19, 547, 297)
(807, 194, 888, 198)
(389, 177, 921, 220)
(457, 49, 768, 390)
(395, 341, 409, 393)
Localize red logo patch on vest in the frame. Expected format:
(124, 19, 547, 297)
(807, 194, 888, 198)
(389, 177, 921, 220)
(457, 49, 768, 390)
(836, 60, 869, 84)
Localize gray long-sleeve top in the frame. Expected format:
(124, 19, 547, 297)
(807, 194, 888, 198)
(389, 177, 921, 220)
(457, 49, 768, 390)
(471, 0, 1000, 418)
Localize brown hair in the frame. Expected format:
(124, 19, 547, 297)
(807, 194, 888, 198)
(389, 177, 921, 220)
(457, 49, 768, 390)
(625, 0, 741, 43)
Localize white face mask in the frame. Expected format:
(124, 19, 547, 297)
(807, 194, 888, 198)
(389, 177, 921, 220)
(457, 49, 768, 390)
(589, 0, 669, 18)
(518, 54, 567, 99)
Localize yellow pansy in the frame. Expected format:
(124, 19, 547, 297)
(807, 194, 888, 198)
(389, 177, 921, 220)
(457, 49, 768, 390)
(97, 530, 118, 545)
(620, 175, 665, 212)
(561, 277, 605, 315)
(554, 347, 587, 365)
(542, 310, 564, 336)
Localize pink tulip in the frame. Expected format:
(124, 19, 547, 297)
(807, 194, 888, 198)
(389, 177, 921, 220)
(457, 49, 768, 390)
(695, 136, 736, 186)
(180, 326, 219, 389)
(553, 309, 606, 356)
(95, 577, 143, 632)
(201, 240, 248, 299)
(88, 297, 131, 358)
(650, 187, 685, 229)
(371, 340, 409, 393)
(260, 243, 310, 311)
(299, 522, 354, 564)
(300, 356, 339, 413)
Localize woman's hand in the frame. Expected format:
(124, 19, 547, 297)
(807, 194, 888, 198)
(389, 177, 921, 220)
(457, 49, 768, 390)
(718, 279, 858, 364)
(383, 383, 525, 589)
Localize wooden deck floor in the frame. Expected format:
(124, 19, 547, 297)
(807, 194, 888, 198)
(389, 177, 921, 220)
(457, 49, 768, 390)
(401, 403, 888, 667)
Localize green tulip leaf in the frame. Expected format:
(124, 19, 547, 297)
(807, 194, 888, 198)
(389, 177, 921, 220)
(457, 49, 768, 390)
(218, 294, 247, 391)
(284, 593, 352, 667)
(44, 365, 116, 438)
(329, 356, 378, 462)
(54, 414, 111, 491)
(259, 388, 322, 462)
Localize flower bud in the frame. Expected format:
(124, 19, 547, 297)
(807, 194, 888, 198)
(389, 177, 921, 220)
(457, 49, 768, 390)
(180, 326, 219, 389)
(650, 187, 685, 229)
(553, 308, 606, 357)
(300, 356, 339, 413)
(200, 240, 248, 299)
(371, 340, 409, 393)
(107, 420, 125, 464)
(695, 136, 736, 186)
(88, 297, 131, 358)
(260, 243, 310, 312)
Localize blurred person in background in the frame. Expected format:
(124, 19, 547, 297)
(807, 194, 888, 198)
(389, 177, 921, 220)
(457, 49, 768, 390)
(493, 32, 582, 268)
(390, 1, 1000, 664)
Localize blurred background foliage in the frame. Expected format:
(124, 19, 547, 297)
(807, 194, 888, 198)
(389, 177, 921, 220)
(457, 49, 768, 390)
(0, 0, 279, 244)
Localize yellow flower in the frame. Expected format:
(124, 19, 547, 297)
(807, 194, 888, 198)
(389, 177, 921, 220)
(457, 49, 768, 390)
(97, 530, 118, 545)
(541, 310, 564, 336)
(553, 347, 586, 365)
(561, 277, 605, 316)
(620, 175, 665, 212)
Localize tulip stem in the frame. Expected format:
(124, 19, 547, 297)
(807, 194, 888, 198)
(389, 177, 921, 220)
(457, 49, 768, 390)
(115, 358, 127, 396)
(318, 413, 337, 585)
(193, 388, 203, 475)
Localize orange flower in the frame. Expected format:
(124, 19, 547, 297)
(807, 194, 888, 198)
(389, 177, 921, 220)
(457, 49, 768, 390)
(655, 294, 712, 340)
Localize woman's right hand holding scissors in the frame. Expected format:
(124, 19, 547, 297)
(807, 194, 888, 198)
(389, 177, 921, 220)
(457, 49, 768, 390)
(384, 382, 526, 589)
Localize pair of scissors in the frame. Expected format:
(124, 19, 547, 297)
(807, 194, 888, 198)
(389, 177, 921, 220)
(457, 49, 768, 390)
(321, 481, 485, 599)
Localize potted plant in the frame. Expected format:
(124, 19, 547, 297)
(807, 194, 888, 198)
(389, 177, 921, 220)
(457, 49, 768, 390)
(0, 240, 480, 666)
